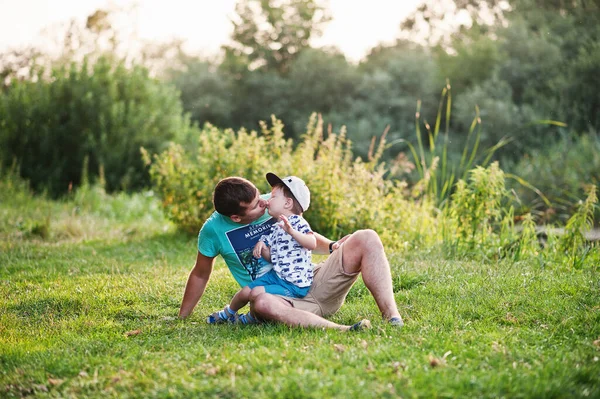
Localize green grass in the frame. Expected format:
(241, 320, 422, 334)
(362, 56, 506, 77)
(1, 184, 599, 398)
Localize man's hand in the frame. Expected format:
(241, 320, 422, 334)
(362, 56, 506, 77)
(331, 234, 351, 252)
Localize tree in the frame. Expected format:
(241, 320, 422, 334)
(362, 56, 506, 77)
(223, 0, 331, 75)
(285, 48, 359, 138)
(399, 0, 509, 48)
(338, 42, 442, 160)
(167, 58, 235, 128)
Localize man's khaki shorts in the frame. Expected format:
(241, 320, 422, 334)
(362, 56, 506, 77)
(285, 243, 359, 317)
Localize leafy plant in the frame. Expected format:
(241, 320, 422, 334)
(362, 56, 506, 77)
(397, 83, 512, 209)
(559, 184, 598, 269)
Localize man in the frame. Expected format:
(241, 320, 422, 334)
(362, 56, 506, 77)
(178, 176, 404, 329)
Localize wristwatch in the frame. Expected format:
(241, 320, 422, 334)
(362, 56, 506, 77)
(329, 241, 336, 254)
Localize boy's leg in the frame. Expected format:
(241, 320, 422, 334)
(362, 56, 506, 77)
(207, 286, 251, 324)
(236, 287, 266, 324)
(230, 286, 251, 312)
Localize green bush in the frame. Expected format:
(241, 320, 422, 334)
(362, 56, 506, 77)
(442, 162, 516, 259)
(0, 56, 195, 197)
(144, 114, 437, 250)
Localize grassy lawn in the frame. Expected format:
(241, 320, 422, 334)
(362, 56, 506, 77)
(1, 185, 599, 398)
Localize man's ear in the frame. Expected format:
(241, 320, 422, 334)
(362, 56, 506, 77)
(230, 215, 242, 223)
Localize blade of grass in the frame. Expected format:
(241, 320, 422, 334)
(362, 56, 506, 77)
(505, 173, 552, 207)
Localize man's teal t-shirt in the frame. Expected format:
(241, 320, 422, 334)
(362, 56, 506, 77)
(197, 194, 276, 287)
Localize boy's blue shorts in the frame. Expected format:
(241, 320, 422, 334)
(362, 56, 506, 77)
(247, 269, 309, 298)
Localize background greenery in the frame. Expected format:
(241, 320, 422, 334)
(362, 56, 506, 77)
(1, 0, 599, 222)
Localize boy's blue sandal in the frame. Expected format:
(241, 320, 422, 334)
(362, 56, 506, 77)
(207, 306, 236, 324)
(234, 312, 258, 325)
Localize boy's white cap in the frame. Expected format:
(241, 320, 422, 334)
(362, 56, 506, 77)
(266, 173, 310, 212)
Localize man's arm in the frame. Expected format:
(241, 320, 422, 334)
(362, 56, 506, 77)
(179, 251, 215, 318)
(312, 232, 349, 255)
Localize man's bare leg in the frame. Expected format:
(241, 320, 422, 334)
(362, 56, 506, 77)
(340, 230, 402, 321)
(250, 292, 369, 331)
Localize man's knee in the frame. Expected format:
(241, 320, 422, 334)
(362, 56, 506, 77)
(248, 287, 264, 302)
(341, 229, 386, 274)
(351, 229, 384, 252)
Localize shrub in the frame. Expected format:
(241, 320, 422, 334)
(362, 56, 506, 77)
(442, 162, 517, 259)
(0, 56, 195, 197)
(145, 113, 597, 265)
(144, 114, 437, 250)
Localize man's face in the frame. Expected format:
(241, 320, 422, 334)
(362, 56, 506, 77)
(235, 189, 267, 224)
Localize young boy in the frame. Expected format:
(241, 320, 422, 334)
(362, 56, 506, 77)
(207, 173, 317, 325)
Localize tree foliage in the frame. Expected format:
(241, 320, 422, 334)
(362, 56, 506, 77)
(223, 0, 331, 74)
(0, 57, 194, 196)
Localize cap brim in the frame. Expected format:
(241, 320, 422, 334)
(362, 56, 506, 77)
(266, 172, 285, 188)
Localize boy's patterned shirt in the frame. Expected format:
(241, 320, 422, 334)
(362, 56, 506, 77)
(260, 215, 313, 287)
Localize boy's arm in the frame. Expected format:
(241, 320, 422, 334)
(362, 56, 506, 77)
(179, 251, 215, 318)
(285, 220, 316, 251)
(289, 228, 317, 250)
(279, 215, 317, 250)
(261, 244, 271, 261)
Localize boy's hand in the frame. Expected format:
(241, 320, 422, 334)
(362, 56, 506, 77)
(253, 241, 266, 259)
(278, 215, 293, 234)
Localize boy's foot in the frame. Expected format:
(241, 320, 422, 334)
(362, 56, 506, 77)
(389, 316, 404, 327)
(349, 319, 371, 331)
(207, 305, 236, 324)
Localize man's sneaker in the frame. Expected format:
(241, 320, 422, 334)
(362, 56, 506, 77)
(349, 319, 372, 331)
(389, 316, 404, 327)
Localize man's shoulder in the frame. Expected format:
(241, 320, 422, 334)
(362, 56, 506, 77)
(202, 210, 273, 235)
(199, 211, 234, 239)
(201, 211, 224, 229)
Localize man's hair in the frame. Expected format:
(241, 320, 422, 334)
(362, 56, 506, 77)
(213, 177, 257, 216)
(273, 183, 303, 215)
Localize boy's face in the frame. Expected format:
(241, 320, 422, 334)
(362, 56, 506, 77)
(266, 186, 290, 218)
(234, 189, 267, 224)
